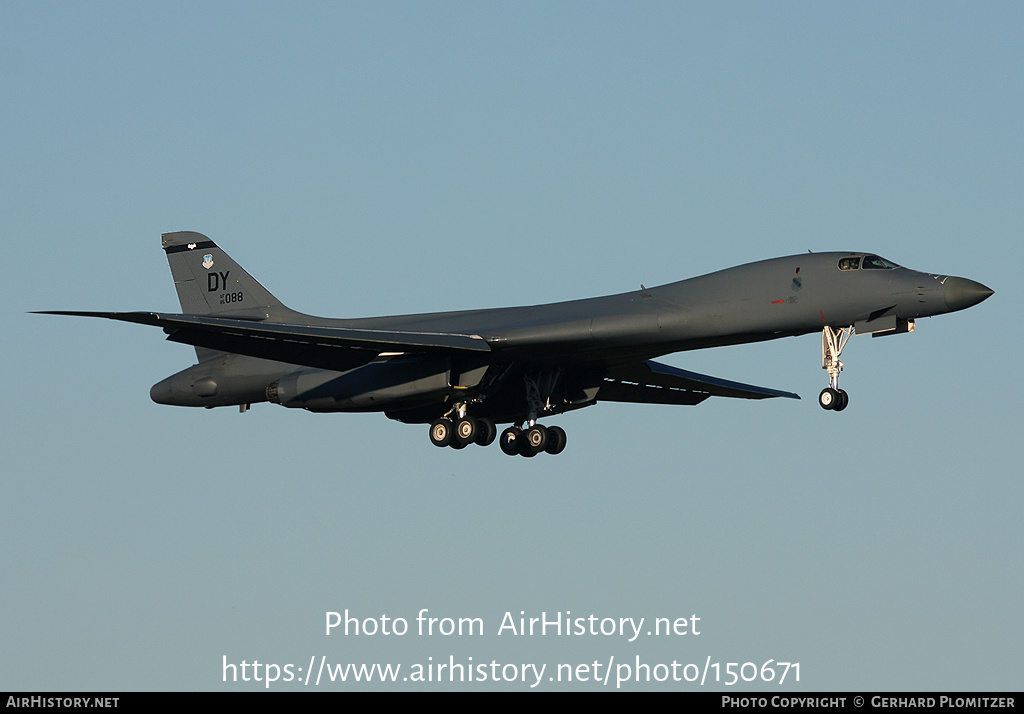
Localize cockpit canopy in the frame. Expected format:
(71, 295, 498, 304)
(838, 254, 900, 271)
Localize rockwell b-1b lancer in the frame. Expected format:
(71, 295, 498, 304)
(39, 232, 992, 457)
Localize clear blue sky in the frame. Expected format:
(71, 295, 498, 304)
(2, 1, 1020, 691)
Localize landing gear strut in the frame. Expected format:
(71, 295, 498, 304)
(820, 325, 852, 411)
(496, 369, 569, 456)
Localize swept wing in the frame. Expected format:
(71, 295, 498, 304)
(35, 310, 490, 372)
(599, 359, 800, 406)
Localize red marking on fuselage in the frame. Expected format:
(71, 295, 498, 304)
(819, 309, 826, 322)
(771, 299, 785, 304)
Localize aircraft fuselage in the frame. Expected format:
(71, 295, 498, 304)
(296, 252, 985, 364)
(41, 233, 992, 455)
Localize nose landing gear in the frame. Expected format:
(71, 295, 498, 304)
(820, 325, 852, 411)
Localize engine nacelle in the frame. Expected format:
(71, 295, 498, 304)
(151, 356, 292, 407)
(266, 355, 456, 411)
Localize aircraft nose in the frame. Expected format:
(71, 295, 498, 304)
(943, 277, 994, 312)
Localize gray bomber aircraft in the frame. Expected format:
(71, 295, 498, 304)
(39, 232, 992, 456)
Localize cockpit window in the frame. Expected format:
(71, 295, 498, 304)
(862, 254, 900, 269)
(838, 257, 861, 271)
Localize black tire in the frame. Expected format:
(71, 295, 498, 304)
(544, 425, 567, 455)
(429, 418, 454, 447)
(499, 427, 522, 456)
(818, 388, 838, 410)
(525, 425, 549, 455)
(834, 389, 849, 412)
(475, 417, 497, 447)
(454, 417, 478, 446)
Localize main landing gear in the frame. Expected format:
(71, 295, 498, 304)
(428, 415, 567, 456)
(429, 413, 497, 450)
(820, 325, 852, 412)
(498, 423, 567, 457)
(496, 368, 567, 456)
(427, 368, 571, 455)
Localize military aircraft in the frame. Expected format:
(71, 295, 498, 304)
(39, 231, 992, 457)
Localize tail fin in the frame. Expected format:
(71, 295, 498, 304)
(161, 231, 291, 318)
(162, 231, 296, 363)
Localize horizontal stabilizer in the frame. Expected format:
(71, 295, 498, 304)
(34, 311, 491, 372)
(599, 359, 800, 405)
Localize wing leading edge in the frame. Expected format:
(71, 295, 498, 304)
(599, 360, 800, 406)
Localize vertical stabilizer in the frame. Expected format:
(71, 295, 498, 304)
(161, 231, 289, 317)
(161, 231, 295, 362)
